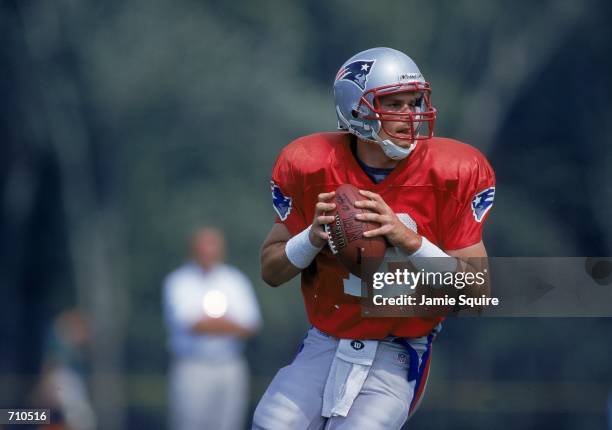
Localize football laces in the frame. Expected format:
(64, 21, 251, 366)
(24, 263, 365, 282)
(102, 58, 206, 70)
(323, 223, 338, 254)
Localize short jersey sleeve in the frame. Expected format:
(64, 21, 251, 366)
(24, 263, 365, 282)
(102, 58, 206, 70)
(270, 147, 308, 236)
(441, 154, 496, 250)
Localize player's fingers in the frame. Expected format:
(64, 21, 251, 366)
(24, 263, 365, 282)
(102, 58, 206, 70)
(315, 215, 335, 225)
(318, 191, 336, 202)
(362, 228, 381, 238)
(357, 194, 392, 214)
(354, 199, 379, 211)
(354, 212, 383, 223)
(315, 202, 336, 213)
(359, 189, 383, 203)
(362, 225, 391, 237)
(314, 229, 329, 240)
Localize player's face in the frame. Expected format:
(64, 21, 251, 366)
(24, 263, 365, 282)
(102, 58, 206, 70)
(375, 91, 422, 146)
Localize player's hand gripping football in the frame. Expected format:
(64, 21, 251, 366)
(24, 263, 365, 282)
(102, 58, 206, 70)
(354, 190, 422, 254)
(308, 191, 336, 248)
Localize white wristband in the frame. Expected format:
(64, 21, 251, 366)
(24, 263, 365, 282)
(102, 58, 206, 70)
(285, 226, 324, 269)
(403, 236, 458, 273)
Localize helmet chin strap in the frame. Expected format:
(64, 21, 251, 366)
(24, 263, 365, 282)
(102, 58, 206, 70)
(371, 128, 416, 160)
(335, 106, 417, 161)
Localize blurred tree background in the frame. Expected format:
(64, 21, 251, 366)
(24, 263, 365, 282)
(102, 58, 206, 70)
(1, 0, 611, 429)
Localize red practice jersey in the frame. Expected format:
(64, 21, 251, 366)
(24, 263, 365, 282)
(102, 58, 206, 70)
(270, 132, 495, 339)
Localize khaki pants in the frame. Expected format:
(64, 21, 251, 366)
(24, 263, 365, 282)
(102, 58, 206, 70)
(169, 356, 248, 430)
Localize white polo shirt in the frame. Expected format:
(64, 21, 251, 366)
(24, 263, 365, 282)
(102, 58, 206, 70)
(163, 262, 262, 360)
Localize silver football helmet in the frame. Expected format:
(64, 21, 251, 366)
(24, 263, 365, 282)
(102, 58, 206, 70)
(333, 47, 436, 160)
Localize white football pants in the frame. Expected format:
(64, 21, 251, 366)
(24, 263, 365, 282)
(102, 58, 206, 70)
(253, 327, 435, 430)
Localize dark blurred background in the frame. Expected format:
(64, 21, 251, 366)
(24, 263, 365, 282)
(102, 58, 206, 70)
(1, 0, 611, 429)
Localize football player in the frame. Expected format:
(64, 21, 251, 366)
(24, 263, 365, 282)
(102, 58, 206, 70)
(253, 47, 495, 429)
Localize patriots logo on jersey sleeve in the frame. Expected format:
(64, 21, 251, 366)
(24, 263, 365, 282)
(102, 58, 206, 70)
(471, 186, 495, 222)
(335, 60, 375, 90)
(271, 181, 292, 221)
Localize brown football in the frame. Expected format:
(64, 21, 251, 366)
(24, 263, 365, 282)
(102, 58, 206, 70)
(324, 184, 387, 278)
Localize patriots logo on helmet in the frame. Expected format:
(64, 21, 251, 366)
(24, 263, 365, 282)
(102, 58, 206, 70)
(271, 181, 292, 221)
(335, 60, 375, 90)
(471, 186, 495, 222)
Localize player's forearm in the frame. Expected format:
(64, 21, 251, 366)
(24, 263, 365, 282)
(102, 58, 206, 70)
(452, 257, 491, 315)
(454, 257, 491, 298)
(404, 238, 491, 312)
(447, 242, 491, 310)
(261, 242, 302, 287)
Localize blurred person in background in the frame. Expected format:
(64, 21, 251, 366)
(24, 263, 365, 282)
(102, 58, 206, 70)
(33, 308, 96, 430)
(163, 227, 262, 430)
